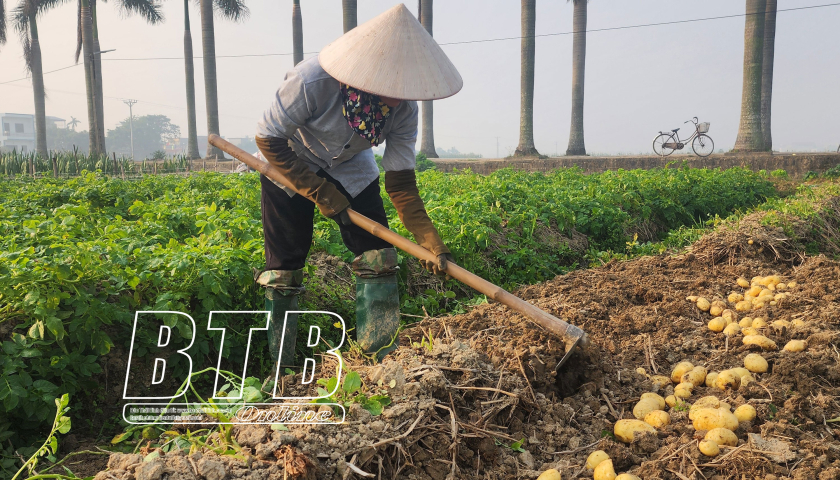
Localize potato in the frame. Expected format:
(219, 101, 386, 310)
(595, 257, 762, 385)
(715, 370, 741, 390)
(699, 439, 720, 457)
(593, 459, 617, 480)
(705, 372, 719, 388)
(696, 298, 711, 312)
(644, 410, 671, 428)
(686, 295, 699, 302)
(735, 300, 752, 312)
(692, 408, 740, 431)
(784, 340, 806, 352)
(766, 275, 781, 286)
(689, 396, 721, 420)
(633, 398, 661, 420)
(736, 277, 750, 288)
(614, 419, 656, 443)
(674, 386, 693, 399)
(730, 367, 751, 378)
(740, 374, 755, 387)
(741, 326, 760, 336)
(747, 285, 763, 297)
(776, 283, 787, 291)
(720, 402, 732, 411)
(743, 353, 768, 373)
(681, 367, 708, 387)
(743, 335, 778, 351)
(710, 305, 723, 317)
(734, 404, 756, 422)
(665, 395, 677, 408)
(767, 283, 776, 291)
(650, 375, 671, 389)
(769, 301, 777, 306)
(671, 362, 695, 383)
(537, 469, 562, 480)
(738, 317, 753, 328)
(708, 317, 727, 332)
(772, 320, 790, 329)
(751, 276, 762, 285)
(615, 475, 641, 480)
(635, 367, 647, 376)
(728, 292, 744, 303)
(752, 300, 766, 310)
(751, 317, 767, 328)
(788, 280, 797, 287)
(791, 319, 806, 328)
(641, 393, 666, 410)
(723, 323, 741, 336)
(585, 450, 610, 471)
(705, 427, 739, 447)
(721, 309, 738, 322)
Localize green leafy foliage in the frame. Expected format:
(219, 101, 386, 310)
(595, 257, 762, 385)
(314, 369, 392, 417)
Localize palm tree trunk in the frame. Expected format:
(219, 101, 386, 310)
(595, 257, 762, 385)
(565, 0, 586, 156)
(292, 0, 303, 66)
(183, 0, 200, 159)
(80, 0, 101, 156)
(199, 0, 223, 158)
(418, 0, 437, 158)
(91, 0, 106, 154)
(342, 0, 356, 33)
(29, 12, 48, 160)
(515, 0, 539, 157)
(733, 0, 766, 152)
(760, 0, 776, 152)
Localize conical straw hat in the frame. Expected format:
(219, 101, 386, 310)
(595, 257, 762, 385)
(320, 3, 463, 101)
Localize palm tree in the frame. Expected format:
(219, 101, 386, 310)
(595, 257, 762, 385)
(341, 0, 355, 33)
(760, 0, 776, 152)
(418, 0, 437, 158)
(68, 116, 81, 130)
(74, 0, 163, 156)
(183, 0, 199, 159)
(565, 0, 586, 156)
(199, 0, 248, 158)
(733, 0, 766, 152)
(292, 0, 302, 65)
(514, 0, 539, 157)
(5, 0, 48, 159)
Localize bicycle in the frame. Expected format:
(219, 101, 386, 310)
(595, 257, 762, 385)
(653, 117, 714, 157)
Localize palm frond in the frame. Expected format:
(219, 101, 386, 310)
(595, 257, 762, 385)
(12, 2, 32, 71)
(213, 0, 248, 22)
(117, 0, 163, 24)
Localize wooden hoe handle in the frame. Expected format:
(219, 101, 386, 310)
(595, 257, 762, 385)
(208, 135, 589, 349)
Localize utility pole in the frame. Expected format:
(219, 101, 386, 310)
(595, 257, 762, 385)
(496, 137, 499, 158)
(123, 99, 138, 159)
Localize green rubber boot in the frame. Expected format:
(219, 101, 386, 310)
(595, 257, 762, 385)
(353, 248, 400, 362)
(257, 269, 304, 367)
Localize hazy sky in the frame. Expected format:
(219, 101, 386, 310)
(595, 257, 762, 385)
(1, 1, 838, 157)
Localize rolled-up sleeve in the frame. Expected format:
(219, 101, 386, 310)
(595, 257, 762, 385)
(381, 101, 418, 171)
(256, 69, 312, 139)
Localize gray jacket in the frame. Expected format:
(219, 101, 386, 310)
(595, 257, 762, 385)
(256, 55, 419, 198)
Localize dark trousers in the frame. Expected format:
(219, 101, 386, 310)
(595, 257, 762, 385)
(261, 171, 392, 271)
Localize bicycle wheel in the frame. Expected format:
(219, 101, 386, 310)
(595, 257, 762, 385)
(653, 134, 676, 156)
(692, 134, 714, 157)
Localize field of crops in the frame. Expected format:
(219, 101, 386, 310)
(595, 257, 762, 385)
(0, 166, 781, 475)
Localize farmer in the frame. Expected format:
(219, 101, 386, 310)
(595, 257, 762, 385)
(254, 4, 463, 365)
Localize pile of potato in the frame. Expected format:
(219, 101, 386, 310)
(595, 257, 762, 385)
(584, 450, 641, 480)
(687, 275, 807, 353)
(621, 357, 767, 459)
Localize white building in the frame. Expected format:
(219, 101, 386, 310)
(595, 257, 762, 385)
(1, 113, 35, 153)
(0, 113, 66, 153)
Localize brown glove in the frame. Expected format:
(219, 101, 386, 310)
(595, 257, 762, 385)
(256, 136, 350, 218)
(385, 169, 450, 261)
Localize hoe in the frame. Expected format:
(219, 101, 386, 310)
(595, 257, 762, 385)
(209, 135, 589, 369)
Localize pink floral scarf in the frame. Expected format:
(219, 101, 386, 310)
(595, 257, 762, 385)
(340, 84, 391, 147)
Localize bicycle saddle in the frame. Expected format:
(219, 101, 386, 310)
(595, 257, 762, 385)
(672, 128, 680, 133)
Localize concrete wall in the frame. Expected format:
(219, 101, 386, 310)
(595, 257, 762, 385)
(432, 153, 840, 178)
